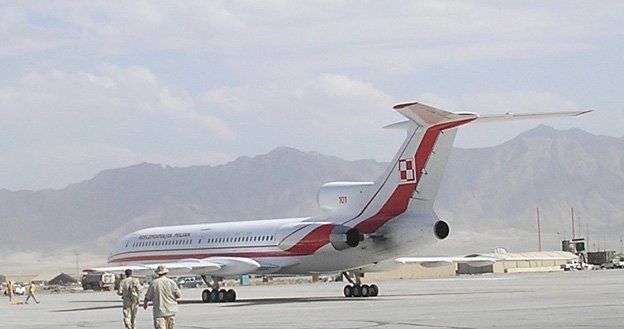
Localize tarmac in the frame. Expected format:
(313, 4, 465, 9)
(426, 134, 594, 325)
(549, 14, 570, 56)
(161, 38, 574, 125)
(2, 269, 623, 329)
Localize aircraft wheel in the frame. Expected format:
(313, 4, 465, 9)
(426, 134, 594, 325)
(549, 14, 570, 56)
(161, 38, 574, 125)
(352, 285, 362, 297)
(218, 289, 227, 302)
(226, 289, 237, 302)
(210, 289, 219, 302)
(369, 284, 379, 297)
(201, 289, 211, 303)
(361, 284, 369, 297)
(343, 285, 353, 297)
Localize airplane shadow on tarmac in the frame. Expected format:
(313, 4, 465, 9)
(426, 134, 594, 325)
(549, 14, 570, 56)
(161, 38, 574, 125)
(52, 295, 398, 312)
(52, 299, 122, 312)
(52, 289, 526, 312)
(181, 289, 527, 307)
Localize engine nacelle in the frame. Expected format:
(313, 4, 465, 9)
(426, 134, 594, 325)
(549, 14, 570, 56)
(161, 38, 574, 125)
(329, 225, 363, 251)
(317, 181, 374, 213)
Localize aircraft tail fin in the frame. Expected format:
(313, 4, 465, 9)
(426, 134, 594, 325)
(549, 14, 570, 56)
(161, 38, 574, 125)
(345, 102, 590, 234)
(346, 102, 476, 233)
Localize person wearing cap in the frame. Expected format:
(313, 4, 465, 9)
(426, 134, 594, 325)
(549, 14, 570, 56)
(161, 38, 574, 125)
(143, 265, 181, 329)
(118, 269, 142, 329)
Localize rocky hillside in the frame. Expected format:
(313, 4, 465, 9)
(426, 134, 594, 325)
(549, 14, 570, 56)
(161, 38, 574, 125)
(1, 126, 622, 256)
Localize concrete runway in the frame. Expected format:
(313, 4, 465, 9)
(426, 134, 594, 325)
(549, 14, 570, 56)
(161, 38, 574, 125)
(2, 270, 623, 329)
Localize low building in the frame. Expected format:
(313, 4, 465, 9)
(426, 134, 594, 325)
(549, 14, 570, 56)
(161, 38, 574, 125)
(365, 250, 578, 280)
(457, 251, 577, 274)
(365, 263, 456, 281)
(1, 274, 38, 284)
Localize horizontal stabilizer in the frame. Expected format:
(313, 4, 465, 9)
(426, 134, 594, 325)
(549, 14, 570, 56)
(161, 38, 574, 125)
(474, 110, 592, 123)
(392, 102, 478, 127)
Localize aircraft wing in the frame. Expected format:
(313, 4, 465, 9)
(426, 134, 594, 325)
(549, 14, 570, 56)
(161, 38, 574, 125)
(84, 256, 264, 277)
(396, 256, 498, 268)
(84, 259, 222, 276)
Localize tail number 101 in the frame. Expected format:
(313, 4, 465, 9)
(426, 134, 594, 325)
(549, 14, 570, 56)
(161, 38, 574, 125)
(338, 196, 348, 204)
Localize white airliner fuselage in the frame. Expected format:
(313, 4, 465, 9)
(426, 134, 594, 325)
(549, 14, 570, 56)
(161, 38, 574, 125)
(107, 214, 437, 275)
(90, 102, 589, 302)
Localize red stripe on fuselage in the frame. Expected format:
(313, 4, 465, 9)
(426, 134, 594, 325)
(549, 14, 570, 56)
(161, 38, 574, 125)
(354, 183, 415, 233)
(285, 224, 333, 254)
(109, 225, 336, 264)
(414, 119, 473, 182)
(109, 251, 290, 264)
(354, 118, 476, 234)
(108, 247, 309, 263)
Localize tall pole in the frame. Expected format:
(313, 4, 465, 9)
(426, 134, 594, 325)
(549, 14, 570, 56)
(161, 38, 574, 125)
(73, 250, 80, 281)
(536, 207, 542, 252)
(586, 223, 589, 252)
(571, 207, 575, 240)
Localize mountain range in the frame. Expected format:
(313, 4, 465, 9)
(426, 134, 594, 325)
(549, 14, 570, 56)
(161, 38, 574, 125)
(1, 125, 623, 274)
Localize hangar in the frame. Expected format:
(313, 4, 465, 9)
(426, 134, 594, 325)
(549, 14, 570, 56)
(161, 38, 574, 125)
(365, 251, 578, 280)
(457, 251, 577, 274)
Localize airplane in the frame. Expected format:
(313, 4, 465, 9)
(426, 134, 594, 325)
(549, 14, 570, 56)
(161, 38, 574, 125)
(85, 101, 590, 302)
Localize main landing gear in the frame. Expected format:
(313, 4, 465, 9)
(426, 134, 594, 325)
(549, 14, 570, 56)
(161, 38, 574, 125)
(200, 275, 236, 303)
(341, 271, 379, 298)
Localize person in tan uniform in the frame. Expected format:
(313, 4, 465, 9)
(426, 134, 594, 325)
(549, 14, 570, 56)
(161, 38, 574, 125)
(24, 281, 39, 304)
(6, 281, 14, 302)
(143, 265, 181, 329)
(118, 269, 142, 329)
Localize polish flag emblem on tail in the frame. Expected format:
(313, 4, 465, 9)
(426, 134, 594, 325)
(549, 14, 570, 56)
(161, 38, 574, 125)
(398, 159, 415, 182)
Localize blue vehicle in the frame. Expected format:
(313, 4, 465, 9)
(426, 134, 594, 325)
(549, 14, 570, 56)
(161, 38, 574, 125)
(177, 276, 204, 288)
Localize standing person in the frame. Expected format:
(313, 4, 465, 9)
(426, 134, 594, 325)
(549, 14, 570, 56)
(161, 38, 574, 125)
(24, 281, 39, 304)
(143, 265, 181, 329)
(118, 269, 142, 329)
(6, 281, 14, 302)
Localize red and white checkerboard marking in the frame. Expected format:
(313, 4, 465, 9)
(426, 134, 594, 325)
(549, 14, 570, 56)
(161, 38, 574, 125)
(398, 159, 415, 182)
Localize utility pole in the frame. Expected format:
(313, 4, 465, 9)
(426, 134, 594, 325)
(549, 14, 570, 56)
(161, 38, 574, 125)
(73, 250, 80, 281)
(586, 223, 589, 252)
(536, 207, 542, 252)
(571, 207, 575, 240)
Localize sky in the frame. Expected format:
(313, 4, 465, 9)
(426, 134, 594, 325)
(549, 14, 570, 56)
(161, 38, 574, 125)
(1, 1, 622, 191)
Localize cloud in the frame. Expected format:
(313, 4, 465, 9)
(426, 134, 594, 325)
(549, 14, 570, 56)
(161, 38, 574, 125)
(193, 72, 403, 168)
(2, 2, 618, 76)
(0, 65, 239, 189)
(316, 73, 388, 99)
(1, 65, 402, 189)
(1, 2, 621, 190)
(1, 65, 233, 138)
(459, 92, 583, 114)
(0, 1, 246, 58)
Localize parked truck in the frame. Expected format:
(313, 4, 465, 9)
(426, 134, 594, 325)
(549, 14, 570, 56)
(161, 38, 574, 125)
(561, 259, 582, 271)
(561, 259, 597, 271)
(82, 272, 116, 291)
(612, 257, 624, 269)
